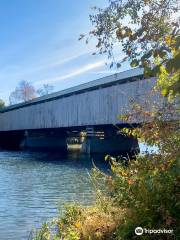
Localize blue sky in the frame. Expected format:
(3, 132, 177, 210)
(0, 0, 129, 104)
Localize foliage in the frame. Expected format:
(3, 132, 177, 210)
(31, 202, 122, 240)
(9, 80, 36, 105)
(30, 95, 179, 239)
(37, 84, 54, 97)
(80, 0, 180, 97)
(0, 99, 5, 108)
(107, 104, 180, 239)
(30, 1, 180, 239)
(9, 81, 54, 105)
(30, 223, 51, 240)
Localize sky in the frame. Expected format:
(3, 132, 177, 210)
(0, 0, 129, 104)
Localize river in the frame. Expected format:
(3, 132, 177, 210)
(0, 151, 109, 240)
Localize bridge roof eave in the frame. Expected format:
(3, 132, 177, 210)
(0, 67, 144, 113)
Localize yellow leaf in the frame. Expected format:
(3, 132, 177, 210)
(165, 36, 171, 45)
(75, 221, 81, 229)
(161, 88, 168, 96)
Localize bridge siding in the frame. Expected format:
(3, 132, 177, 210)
(0, 78, 157, 131)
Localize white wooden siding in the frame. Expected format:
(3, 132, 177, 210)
(0, 78, 160, 131)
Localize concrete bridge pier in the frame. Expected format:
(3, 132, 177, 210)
(20, 129, 68, 152)
(81, 128, 139, 156)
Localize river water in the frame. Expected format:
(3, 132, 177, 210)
(0, 151, 109, 240)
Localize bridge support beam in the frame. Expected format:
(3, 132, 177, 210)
(81, 132, 139, 156)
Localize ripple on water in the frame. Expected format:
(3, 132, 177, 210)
(0, 151, 109, 240)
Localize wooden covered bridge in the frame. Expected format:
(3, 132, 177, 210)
(0, 68, 161, 154)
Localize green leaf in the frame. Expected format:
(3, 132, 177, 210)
(130, 59, 139, 67)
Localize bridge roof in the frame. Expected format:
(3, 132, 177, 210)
(0, 68, 143, 113)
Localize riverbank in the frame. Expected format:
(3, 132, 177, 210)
(30, 110, 179, 240)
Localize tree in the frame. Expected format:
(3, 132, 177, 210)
(37, 84, 54, 97)
(81, 0, 180, 97)
(31, 102, 180, 239)
(9, 80, 36, 105)
(0, 99, 5, 108)
(30, 2, 180, 239)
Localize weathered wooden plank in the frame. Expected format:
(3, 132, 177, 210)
(0, 77, 158, 131)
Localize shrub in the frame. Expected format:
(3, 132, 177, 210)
(31, 100, 179, 240)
